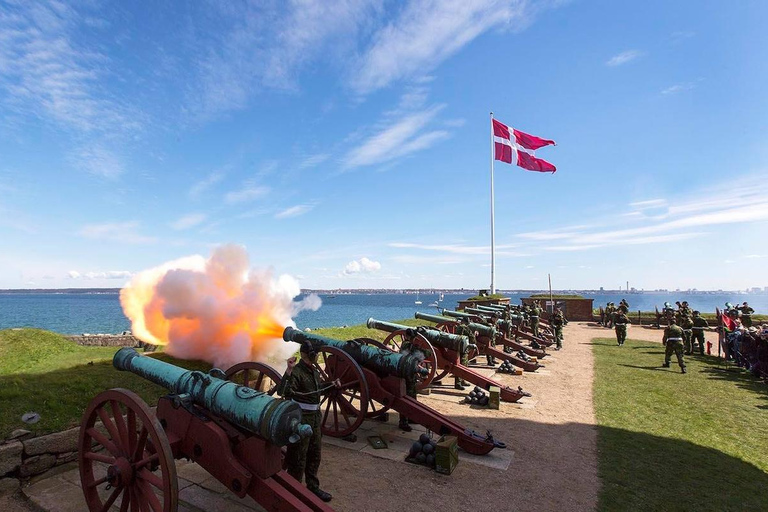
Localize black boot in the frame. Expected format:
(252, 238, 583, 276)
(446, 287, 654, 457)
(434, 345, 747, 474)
(398, 418, 412, 432)
(662, 362, 670, 368)
(311, 488, 332, 502)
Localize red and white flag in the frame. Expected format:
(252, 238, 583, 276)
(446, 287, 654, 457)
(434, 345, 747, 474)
(493, 119, 556, 173)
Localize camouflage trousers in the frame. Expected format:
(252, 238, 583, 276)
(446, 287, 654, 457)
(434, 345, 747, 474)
(554, 325, 563, 348)
(454, 351, 469, 386)
(683, 329, 693, 354)
(691, 331, 706, 354)
(286, 410, 322, 491)
(400, 377, 418, 425)
(486, 338, 497, 365)
(664, 340, 686, 369)
(531, 318, 540, 337)
(615, 325, 627, 345)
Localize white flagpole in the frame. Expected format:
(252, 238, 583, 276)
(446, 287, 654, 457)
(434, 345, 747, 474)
(490, 111, 496, 294)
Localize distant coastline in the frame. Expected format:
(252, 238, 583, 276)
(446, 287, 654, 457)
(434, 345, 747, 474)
(0, 287, 765, 295)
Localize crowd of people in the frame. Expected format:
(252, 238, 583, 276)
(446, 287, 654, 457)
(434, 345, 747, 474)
(721, 302, 768, 380)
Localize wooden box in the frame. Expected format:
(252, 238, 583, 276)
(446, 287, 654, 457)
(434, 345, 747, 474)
(435, 435, 459, 475)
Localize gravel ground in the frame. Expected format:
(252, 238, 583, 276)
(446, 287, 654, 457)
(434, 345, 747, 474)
(319, 322, 603, 512)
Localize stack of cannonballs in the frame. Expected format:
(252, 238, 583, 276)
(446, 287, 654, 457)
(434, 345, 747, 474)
(408, 433, 438, 468)
(464, 386, 490, 406)
(497, 360, 517, 373)
(516, 351, 533, 362)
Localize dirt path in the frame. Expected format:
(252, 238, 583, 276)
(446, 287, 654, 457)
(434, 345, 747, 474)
(322, 322, 603, 512)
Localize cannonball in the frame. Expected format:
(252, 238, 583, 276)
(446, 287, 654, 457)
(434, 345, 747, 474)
(419, 433, 431, 445)
(470, 396, 478, 404)
(422, 442, 434, 455)
(480, 396, 489, 406)
(426, 454, 436, 468)
(410, 441, 423, 457)
(415, 452, 427, 464)
(474, 386, 482, 393)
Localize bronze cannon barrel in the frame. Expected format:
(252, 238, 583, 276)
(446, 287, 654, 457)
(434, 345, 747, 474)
(441, 311, 497, 338)
(113, 348, 311, 446)
(367, 317, 468, 354)
(283, 326, 427, 379)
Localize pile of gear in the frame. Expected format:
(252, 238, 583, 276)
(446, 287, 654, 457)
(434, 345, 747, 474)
(463, 386, 490, 406)
(407, 433, 438, 468)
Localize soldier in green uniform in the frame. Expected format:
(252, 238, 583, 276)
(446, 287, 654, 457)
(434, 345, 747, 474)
(680, 314, 695, 355)
(740, 302, 755, 328)
(397, 329, 424, 431)
(606, 302, 616, 328)
(277, 342, 335, 502)
(454, 317, 474, 390)
(662, 318, 687, 373)
(530, 300, 542, 337)
(484, 313, 499, 366)
(614, 306, 630, 346)
(551, 307, 565, 350)
(691, 310, 709, 355)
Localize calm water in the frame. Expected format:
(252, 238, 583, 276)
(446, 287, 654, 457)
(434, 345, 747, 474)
(0, 291, 766, 334)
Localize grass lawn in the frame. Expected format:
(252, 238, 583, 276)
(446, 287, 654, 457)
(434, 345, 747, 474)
(593, 337, 768, 511)
(0, 320, 428, 438)
(0, 329, 210, 438)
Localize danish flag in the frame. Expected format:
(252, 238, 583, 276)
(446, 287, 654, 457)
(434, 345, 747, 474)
(493, 119, 557, 173)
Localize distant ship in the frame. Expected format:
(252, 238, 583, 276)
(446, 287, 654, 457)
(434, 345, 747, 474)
(414, 291, 422, 305)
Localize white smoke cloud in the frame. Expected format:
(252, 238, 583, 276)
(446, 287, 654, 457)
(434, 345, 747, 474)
(121, 244, 322, 370)
(342, 257, 381, 275)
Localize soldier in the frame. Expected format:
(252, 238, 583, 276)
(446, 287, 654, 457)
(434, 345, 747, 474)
(277, 342, 336, 502)
(662, 318, 687, 373)
(614, 306, 630, 346)
(680, 314, 695, 355)
(485, 313, 499, 366)
(398, 328, 424, 431)
(606, 302, 616, 328)
(619, 298, 629, 310)
(454, 317, 474, 390)
(530, 300, 542, 337)
(740, 302, 755, 328)
(680, 301, 692, 319)
(600, 303, 607, 327)
(691, 310, 709, 355)
(551, 307, 565, 350)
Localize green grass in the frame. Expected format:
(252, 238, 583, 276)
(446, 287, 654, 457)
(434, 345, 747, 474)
(464, 293, 508, 301)
(529, 293, 585, 299)
(593, 337, 768, 511)
(0, 329, 210, 437)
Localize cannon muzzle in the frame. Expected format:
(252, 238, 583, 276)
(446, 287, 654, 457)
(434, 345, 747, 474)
(113, 348, 311, 446)
(368, 317, 468, 354)
(283, 326, 427, 379)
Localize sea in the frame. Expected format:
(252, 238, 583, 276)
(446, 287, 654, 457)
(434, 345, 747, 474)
(0, 291, 767, 335)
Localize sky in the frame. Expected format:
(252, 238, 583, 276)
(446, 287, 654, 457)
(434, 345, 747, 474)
(1, 0, 767, 292)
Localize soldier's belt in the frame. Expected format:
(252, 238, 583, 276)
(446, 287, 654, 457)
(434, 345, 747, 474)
(683, 329, 692, 333)
(295, 402, 321, 411)
(530, 315, 539, 318)
(692, 327, 706, 330)
(667, 337, 683, 341)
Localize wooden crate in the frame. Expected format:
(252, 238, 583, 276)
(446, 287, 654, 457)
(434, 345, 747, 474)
(435, 435, 459, 475)
(488, 385, 500, 410)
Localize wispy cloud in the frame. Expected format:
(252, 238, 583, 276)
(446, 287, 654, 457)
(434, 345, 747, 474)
(299, 153, 331, 170)
(342, 105, 449, 169)
(389, 242, 523, 256)
(189, 170, 225, 199)
(169, 213, 207, 231)
(661, 82, 698, 95)
(78, 221, 157, 244)
(275, 204, 314, 219)
(0, 2, 142, 176)
(224, 184, 270, 204)
(67, 270, 133, 280)
(351, 0, 529, 94)
(606, 50, 644, 66)
(516, 176, 768, 252)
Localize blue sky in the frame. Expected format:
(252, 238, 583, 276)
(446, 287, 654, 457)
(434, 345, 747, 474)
(1, 0, 767, 291)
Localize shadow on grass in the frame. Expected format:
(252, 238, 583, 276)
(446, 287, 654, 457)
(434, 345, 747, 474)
(617, 364, 667, 371)
(0, 353, 211, 438)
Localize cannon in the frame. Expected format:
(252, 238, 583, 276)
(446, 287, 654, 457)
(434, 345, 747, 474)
(463, 307, 555, 347)
(78, 348, 331, 512)
(367, 318, 531, 402)
(415, 312, 544, 370)
(279, 327, 503, 455)
(462, 308, 548, 358)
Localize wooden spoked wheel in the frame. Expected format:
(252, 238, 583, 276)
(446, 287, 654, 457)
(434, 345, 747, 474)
(312, 346, 369, 438)
(354, 338, 395, 418)
(224, 361, 283, 396)
(380, 330, 438, 390)
(78, 388, 178, 512)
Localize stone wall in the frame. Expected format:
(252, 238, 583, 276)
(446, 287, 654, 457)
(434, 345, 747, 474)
(65, 334, 144, 347)
(0, 427, 83, 495)
(521, 297, 595, 321)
